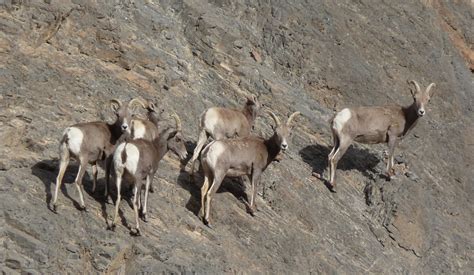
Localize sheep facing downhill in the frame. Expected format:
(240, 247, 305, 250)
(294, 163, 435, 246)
(325, 80, 436, 192)
(109, 114, 188, 236)
(199, 110, 300, 226)
(53, 98, 143, 212)
(105, 97, 166, 195)
(189, 94, 261, 177)
(127, 98, 165, 141)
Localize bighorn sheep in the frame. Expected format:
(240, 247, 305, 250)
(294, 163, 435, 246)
(104, 98, 165, 197)
(127, 98, 165, 141)
(53, 98, 143, 212)
(199, 111, 300, 226)
(325, 80, 436, 191)
(109, 114, 188, 235)
(189, 94, 261, 177)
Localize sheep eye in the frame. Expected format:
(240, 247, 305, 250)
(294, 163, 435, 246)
(176, 137, 181, 142)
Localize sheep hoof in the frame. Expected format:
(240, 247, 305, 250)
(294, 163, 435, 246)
(202, 218, 212, 228)
(247, 206, 256, 216)
(130, 228, 141, 236)
(149, 187, 154, 193)
(108, 224, 116, 231)
(52, 204, 58, 213)
(312, 172, 322, 179)
(80, 206, 88, 212)
(142, 214, 148, 223)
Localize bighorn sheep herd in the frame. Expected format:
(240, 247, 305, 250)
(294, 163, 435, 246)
(51, 79, 435, 235)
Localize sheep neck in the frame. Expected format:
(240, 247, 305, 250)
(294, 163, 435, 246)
(264, 133, 281, 166)
(108, 121, 124, 144)
(152, 128, 174, 161)
(401, 102, 420, 137)
(242, 105, 257, 125)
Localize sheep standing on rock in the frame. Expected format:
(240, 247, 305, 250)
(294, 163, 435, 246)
(189, 94, 261, 178)
(199, 110, 300, 226)
(53, 98, 143, 212)
(109, 114, 188, 236)
(324, 80, 436, 192)
(107, 98, 165, 194)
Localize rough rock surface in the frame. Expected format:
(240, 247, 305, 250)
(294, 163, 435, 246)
(0, 0, 472, 273)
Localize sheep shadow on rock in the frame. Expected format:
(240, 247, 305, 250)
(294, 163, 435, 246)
(31, 159, 109, 221)
(299, 143, 381, 190)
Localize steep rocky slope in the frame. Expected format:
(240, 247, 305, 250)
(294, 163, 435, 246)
(0, 0, 472, 273)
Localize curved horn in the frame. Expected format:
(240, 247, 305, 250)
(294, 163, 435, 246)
(425, 83, 436, 97)
(129, 97, 148, 109)
(266, 110, 281, 127)
(286, 111, 301, 126)
(408, 80, 421, 93)
(109, 98, 122, 111)
(170, 113, 182, 131)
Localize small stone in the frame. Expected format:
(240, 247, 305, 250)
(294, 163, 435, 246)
(250, 50, 262, 63)
(66, 243, 79, 254)
(405, 171, 419, 182)
(394, 154, 405, 164)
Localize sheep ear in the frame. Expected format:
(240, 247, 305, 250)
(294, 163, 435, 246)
(246, 94, 257, 103)
(408, 80, 421, 98)
(148, 102, 157, 111)
(110, 99, 122, 113)
(425, 83, 436, 98)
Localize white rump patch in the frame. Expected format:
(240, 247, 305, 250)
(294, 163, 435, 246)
(131, 120, 146, 139)
(124, 144, 140, 175)
(333, 108, 351, 133)
(65, 127, 83, 156)
(204, 108, 220, 134)
(113, 143, 140, 175)
(206, 141, 225, 169)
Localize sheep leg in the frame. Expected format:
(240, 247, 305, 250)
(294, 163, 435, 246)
(104, 156, 112, 202)
(325, 129, 339, 182)
(199, 161, 212, 219)
(52, 143, 70, 212)
(204, 173, 224, 226)
(329, 137, 351, 192)
(91, 161, 98, 193)
(190, 129, 208, 177)
(131, 183, 141, 236)
(74, 159, 88, 211)
(148, 180, 154, 193)
(386, 133, 398, 179)
(110, 170, 123, 230)
(136, 181, 142, 211)
(328, 129, 340, 182)
(247, 170, 261, 216)
(141, 175, 152, 222)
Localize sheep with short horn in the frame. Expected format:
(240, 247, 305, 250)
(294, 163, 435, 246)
(199, 110, 300, 226)
(324, 80, 436, 192)
(52, 98, 141, 212)
(189, 94, 261, 177)
(109, 113, 188, 235)
(127, 98, 166, 141)
(104, 98, 166, 196)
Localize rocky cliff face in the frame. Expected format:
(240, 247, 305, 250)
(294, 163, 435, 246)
(0, 0, 472, 273)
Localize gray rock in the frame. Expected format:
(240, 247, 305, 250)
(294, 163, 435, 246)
(0, 0, 471, 274)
